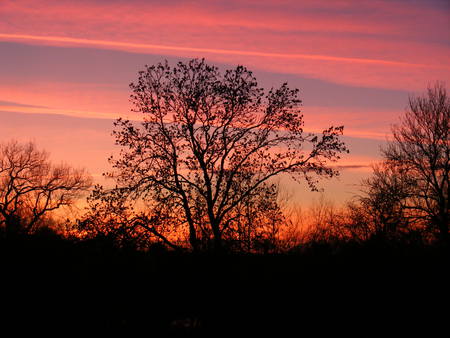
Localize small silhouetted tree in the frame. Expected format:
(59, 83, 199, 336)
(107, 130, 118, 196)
(107, 59, 348, 251)
(303, 196, 348, 246)
(0, 140, 92, 235)
(223, 183, 286, 253)
(78, 185, 182, 250)
(346, 162, 415, 243)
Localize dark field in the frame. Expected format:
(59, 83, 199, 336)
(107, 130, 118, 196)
(2, 233, 448, 336)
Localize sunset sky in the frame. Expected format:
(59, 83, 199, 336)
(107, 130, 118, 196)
(1, 0, 449, 205)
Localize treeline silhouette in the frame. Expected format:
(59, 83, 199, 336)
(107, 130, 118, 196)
(1, 60, 448, 335)
(1, 224, 447, 335)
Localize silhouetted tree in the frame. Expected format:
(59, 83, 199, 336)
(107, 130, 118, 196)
(380, 82, 449, 243)
(0, 140, 92, 235)
(302, 196, 348, 247)
(107, 59, 348, 251)
(346, 162, 415, 243)
(222, 182, 286, 253)
(78, 184, 182, 250)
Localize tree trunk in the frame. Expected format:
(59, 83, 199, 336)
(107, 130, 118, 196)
(437, 217, 449, 245)
(188, 223, 199, 252)
(4, 214, 23, 237)
(211, 220, 223, 253)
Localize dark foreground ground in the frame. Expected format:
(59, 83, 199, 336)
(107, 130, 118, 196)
(1, 234, 448, 336)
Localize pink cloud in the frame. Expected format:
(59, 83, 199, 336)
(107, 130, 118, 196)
(1, 0, 448, 90)
(0, 82, 132, 120)
(1, 32, 447, 91)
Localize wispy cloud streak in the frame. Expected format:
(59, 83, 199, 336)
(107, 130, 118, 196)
(0, 33, 437, 69)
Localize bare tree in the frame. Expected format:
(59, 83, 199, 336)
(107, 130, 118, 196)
(0, 140, 92, 235)
(223, 182, 286, 253)
(347, 162, 415, 242)
(78, 185, 183, 250)
(108, 59, 348, 251)
(381, 82, 449, 243)
(303, 196, 348, 245)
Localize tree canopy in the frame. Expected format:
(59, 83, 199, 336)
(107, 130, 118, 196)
(102, 59, 348, 251)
